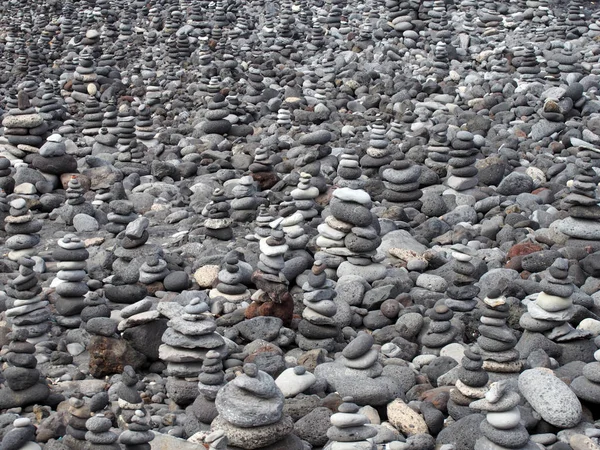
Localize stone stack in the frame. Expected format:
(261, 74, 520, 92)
(63, 396, 91, 449)
(118, 409, 155, 450)
(52, 234, 89, 328)
(518, 258, 583, 343)
(0, 329, 50, 409)
(202, 187, 233, 241)
(279, 209, 312, 276)
(212, 363, 300, 450)
(571, 347, 600, 406)
(201, 94, 232, 136)
(135, 104, 155, 143)
(139, 256, 170, 286)
(209, 254, 253, 306)
(250, 147, 278, 191)
(0, 418, 38, 450)
(250, 206, 275, 242)
(247, 229, 294, 325)
(556, 158, 600, 249)
(0, 190, 10, 229)
(114, 366, 144, 424)
(338, 332, 382, 378)
(431, 41, 450, 79)
(381, 151, 423, 209)
(444, 246, 480, 312)
(290, 172, 320, 221)
(85, 415, 120, 450)
(277, 107, 292, 127)
(326, 397, 376, 450)
(106, 200, 138, 235)
(448, 348, 489, 420)
(2, 90, 47, 152)
(60, 176, 95, 225)
(513, 46, 542, 80)
(5, 256, 50, 340)
(116, 105, 137, 150)
(81, 290, 113, 335)
(161, 297, 228, 406)
(296, 261, 339, 352)
(81, 94, 104, 136)
(328, 157, 385, 282)
(0, 157, 15, 194)
(420, 304, 459, 355)
(360, 119, 393, 176)
(32, 132, 78, 183)
(469, 381, 533, 450)
(186, 350, 227, 429)
(230, 175, 261, 222)
(5, 198, 42, 261)
(446, 130, 479, 192)
(72, 48, 99, 96)
(102, 102, 119, 132)
(106, 217, 158, 303)
(476, 289, 522, 374)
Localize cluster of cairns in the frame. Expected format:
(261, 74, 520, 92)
(6, 0, 600, 449)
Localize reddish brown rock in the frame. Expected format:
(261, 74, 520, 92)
(87, 335, 147, 378)
(507, 242, 543, 259)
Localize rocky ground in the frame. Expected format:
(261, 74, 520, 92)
(2, 0, 600, 449)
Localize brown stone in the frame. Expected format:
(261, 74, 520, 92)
(507, 242, 543, 259)
(245, 291, 294, 326)
(418, 386, 453, 413)
(87, 335, 146, 377)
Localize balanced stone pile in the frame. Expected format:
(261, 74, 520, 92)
(5, 256, 50, 339)
(448, 347, 489, 420)
(296, 260, 339, 352)
(2, 90, 47, 151)
(5, 198, 42, 261)
(469, 381, 534, 450)
(160, 297, 228, 406)
(247, 228, 294, 324)
(556, 157, 600, 249)
(0, 329, 50, 409)
(202, 187, 233, 240)
(52, 234, 89, 328)
(476, 289, 522, 373)
(212, 363, 301, 449)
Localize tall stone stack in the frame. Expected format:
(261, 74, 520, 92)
(247, 229, 294, 325)
(5, 256, 50, 340)
(296, 261, 339, 352)
(0, 329, 50, 409)
(212, 363, 302, 450)
(52, 234, 89, 328)
(448, 347, 489, 420)
(315, 148, 385, 282)
(360, 119, 393, 176)
(469, 382, 533, 450)
(160, 297, 228, 406)
(326, 397, 376, 449)
(118, 409, 155, 450)
(202, 187, 233, 240)
(5, 198, 42, 261)
(555, 157, 600, 250)
(63, 396, 91, 449)
(380, 151, 423, 210)
(518, 258, 585, 348)
(445, 130, 479, 192)
(2, 90, 47, 152)
(185, 349, 227, 431)
(444, 245, 480, 313)
(476, 289, 522, 374)
(230, 175, 261, 222)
